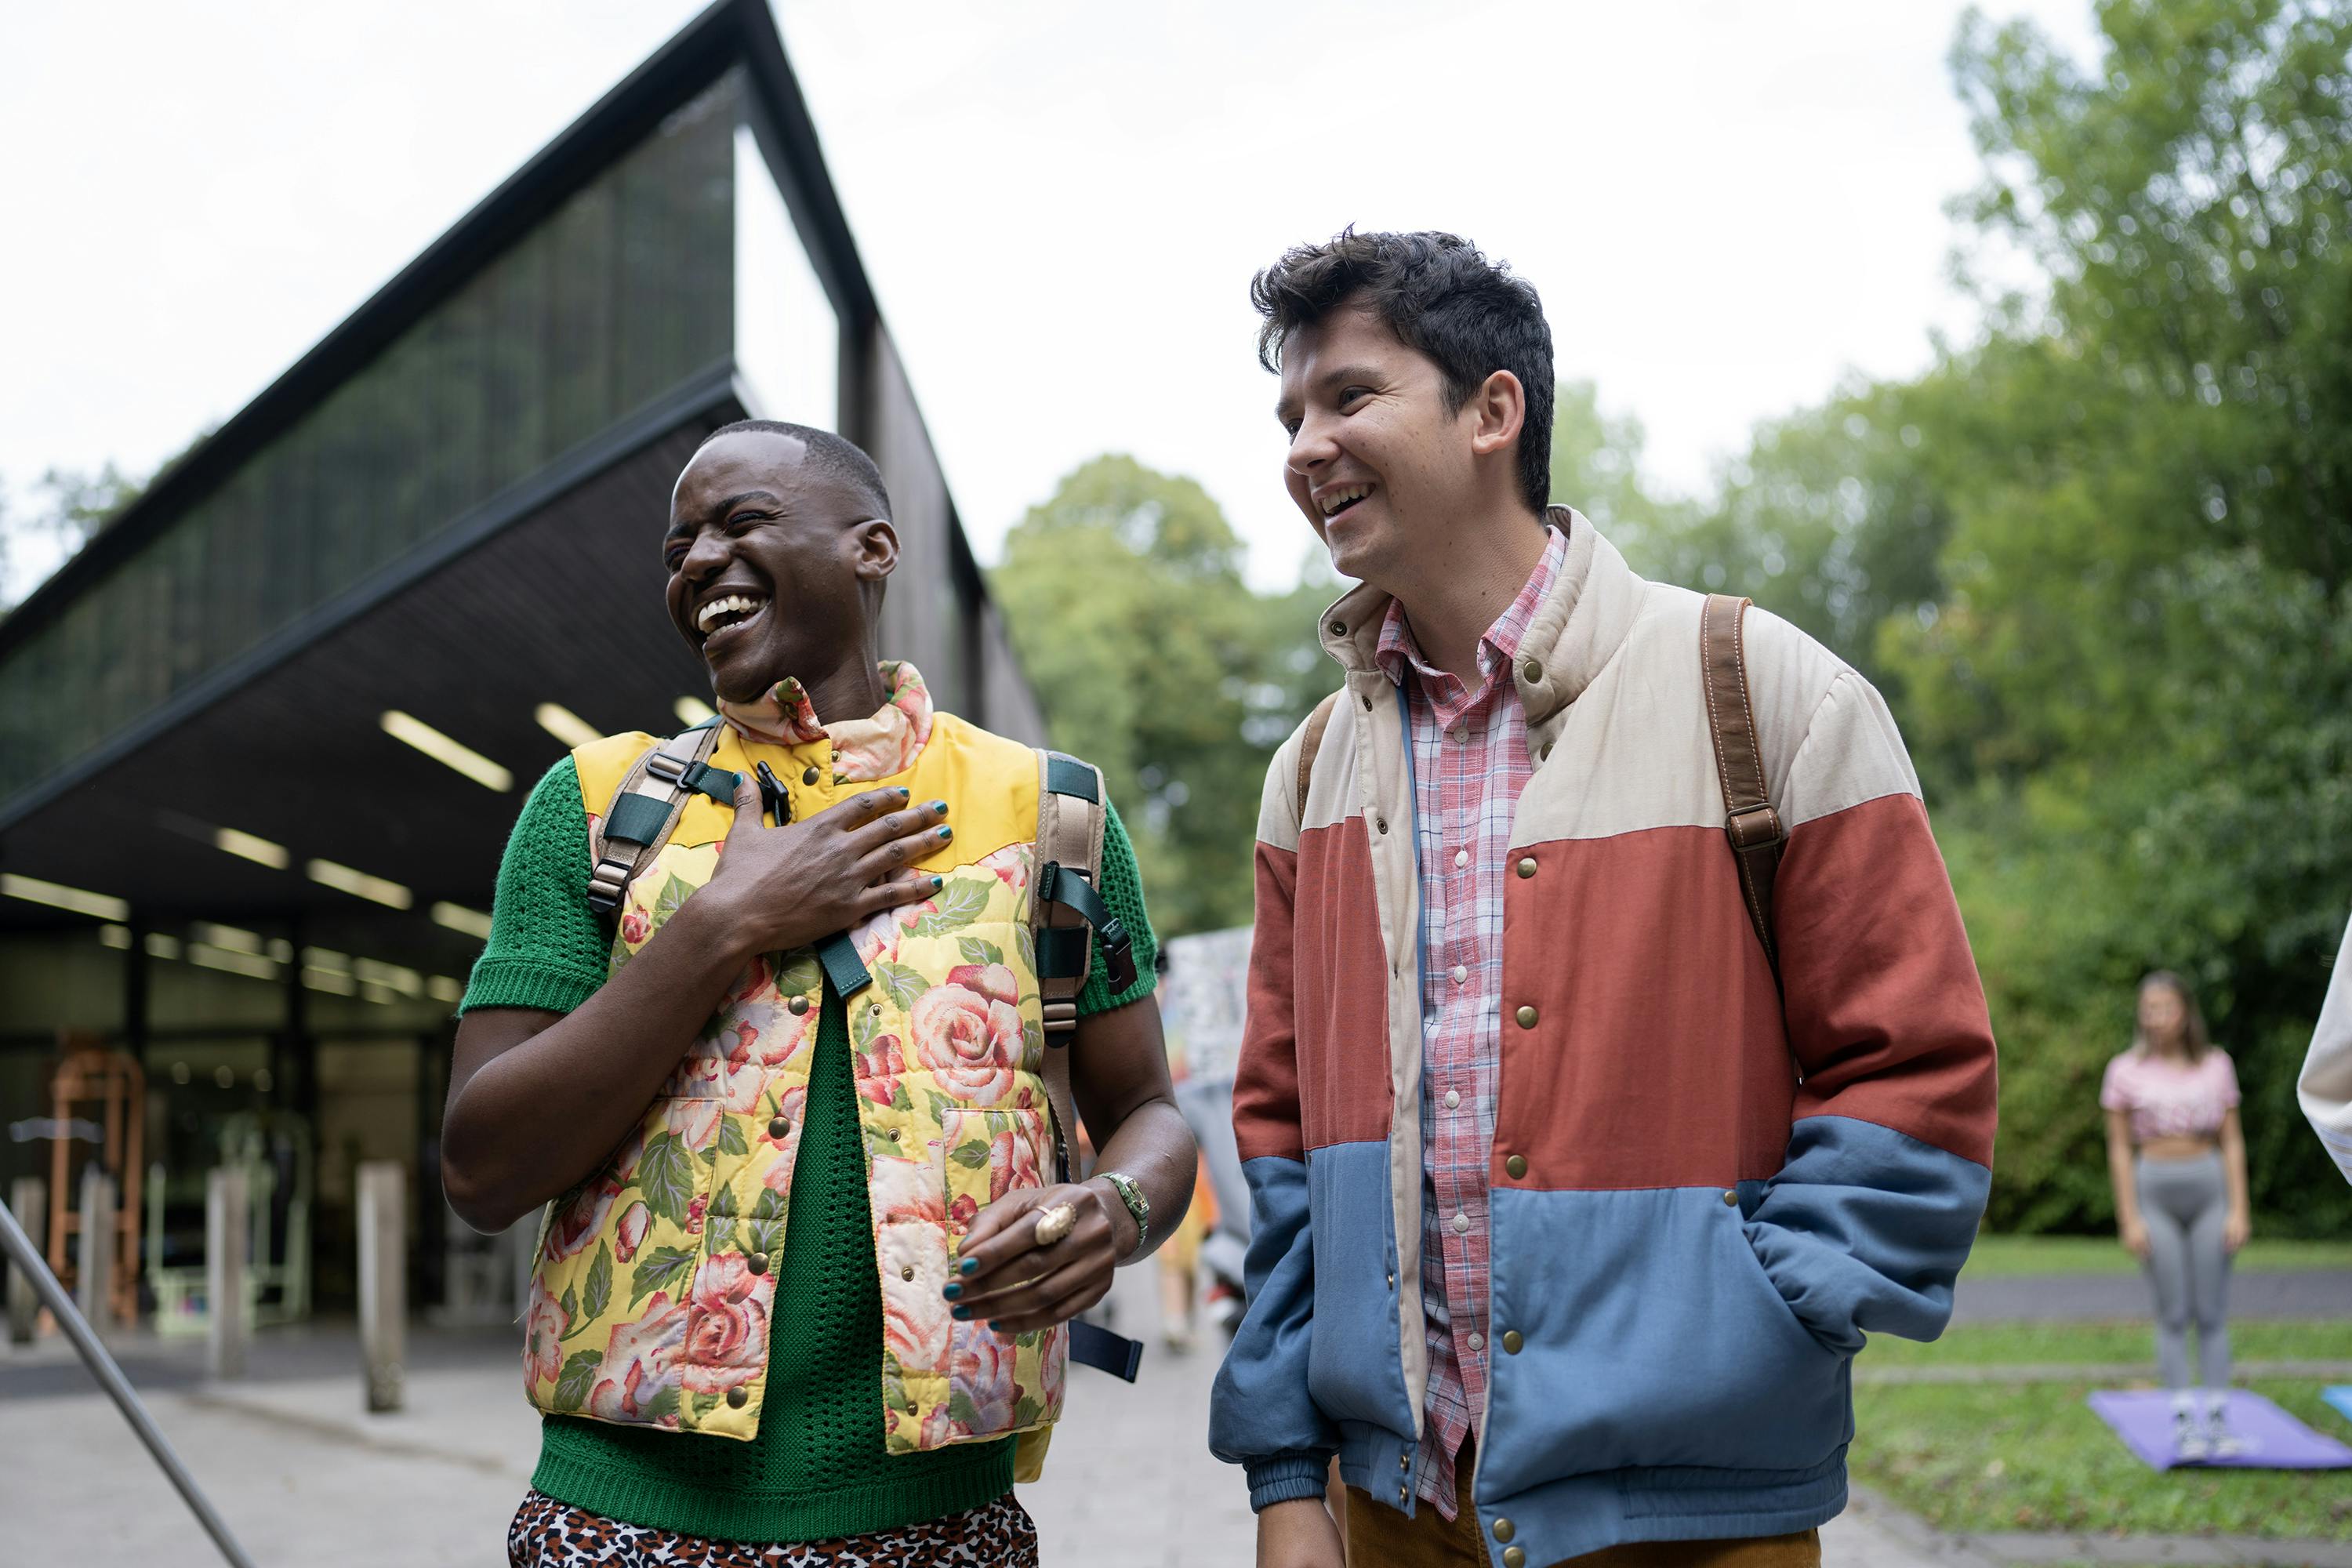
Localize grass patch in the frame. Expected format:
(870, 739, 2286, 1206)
(1850, 1377, 2352, 1540)
(1962, 1233, 2352, 1277)
(1861, 1319, 2351, 1368)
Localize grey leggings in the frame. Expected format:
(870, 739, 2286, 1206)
(2136, 1151, 2233, 1389)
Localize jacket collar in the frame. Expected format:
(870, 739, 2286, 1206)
(1315, 506, 1643, 726)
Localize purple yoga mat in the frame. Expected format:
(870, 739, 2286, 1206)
(2087, 1389, 2352, 1470)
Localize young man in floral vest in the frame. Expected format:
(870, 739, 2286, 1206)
(1209, 232, 2000, 1568)
(443, 420, 1195, 1566)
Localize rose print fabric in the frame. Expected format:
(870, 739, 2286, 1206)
(524, 669, 1072, 1460)
(717, 661, 934, 780)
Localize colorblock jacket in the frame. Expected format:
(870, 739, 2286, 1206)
(1208, 514, 1999, 1566)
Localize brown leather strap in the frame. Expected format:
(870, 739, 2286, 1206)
(1295, 691, 1341, 825)
(1700, 594, 1784, 978)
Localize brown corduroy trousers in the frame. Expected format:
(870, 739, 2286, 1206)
(1342, 1443, 1821, 1568)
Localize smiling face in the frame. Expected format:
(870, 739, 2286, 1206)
(662, 429, 897, 705)
(1274, 299, 1508, 590)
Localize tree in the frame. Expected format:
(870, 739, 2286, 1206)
(989, 456, 1337, 936)
(0, 463, 144, 611)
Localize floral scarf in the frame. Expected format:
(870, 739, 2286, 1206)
(716, 660, 935, 783)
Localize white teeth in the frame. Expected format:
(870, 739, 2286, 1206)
(696, 594, 767, 633)
(1321, 484, 1370, 517)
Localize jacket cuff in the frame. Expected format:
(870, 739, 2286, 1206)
(1247, 1450, 1337, 1512)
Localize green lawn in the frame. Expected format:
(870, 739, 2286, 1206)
(1962, 1232, 2352, 1277)
(1850, 1377, 2352, 1541)
(1861, 1319, 2350, 1367)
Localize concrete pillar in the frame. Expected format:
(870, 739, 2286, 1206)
(207, 1167, 249, 1380)
(77, 1168, 116, 1339)
(357, 1160, 405, 1413)
(7, 1177, 43, 1345)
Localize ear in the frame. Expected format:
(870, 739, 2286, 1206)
(851, 517, 899, 583)
(1465, 368, 1527, 459)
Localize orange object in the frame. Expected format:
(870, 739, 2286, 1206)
(45, 1034, 144, 1329)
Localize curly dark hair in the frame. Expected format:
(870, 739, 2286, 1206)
(1250, 229, 1554, 514)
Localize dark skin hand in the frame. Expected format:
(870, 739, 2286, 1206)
(445, 426, 1196, 1311)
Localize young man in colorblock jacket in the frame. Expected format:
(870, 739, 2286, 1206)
(1208, 231, 2000, 1568)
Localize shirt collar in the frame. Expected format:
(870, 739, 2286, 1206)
(715, 659, 935, 782)
(1374, 523, 1569, 691)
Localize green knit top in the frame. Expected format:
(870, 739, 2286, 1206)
(461, 752, 1158, 1543)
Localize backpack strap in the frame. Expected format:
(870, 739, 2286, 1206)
(1700, 594, 1784, 978)
(1294, 691, 1341, 826)
(584, 719, 735, 922)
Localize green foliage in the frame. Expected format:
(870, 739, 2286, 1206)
(989, 455, 1338, 935)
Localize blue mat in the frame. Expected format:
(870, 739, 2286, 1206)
(2325, 1385, 2352, 1427)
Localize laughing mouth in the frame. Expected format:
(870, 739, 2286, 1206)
(1319, 483, 1373, 523)
(695, 593, 770, 637)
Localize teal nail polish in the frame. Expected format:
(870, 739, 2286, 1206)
(952, 1305, 972, 1320)
(931, 800, 949, 815)
(960, 1258, 979, 1276)
(938, 826, 953, 840)
(942, 1283, 962, 1300)
(988, 1321, 1005, 1334)
(930, 876, 944, 890)
(897, 787, 911, 800)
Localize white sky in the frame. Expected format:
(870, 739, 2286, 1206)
(0, 1, 2101, 597)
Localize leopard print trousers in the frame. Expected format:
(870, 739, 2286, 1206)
(506, 1490, 1039, 1567)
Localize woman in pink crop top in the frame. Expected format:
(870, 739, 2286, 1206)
(2100, 971, 2252, 1460)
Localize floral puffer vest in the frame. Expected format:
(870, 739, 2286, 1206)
(521, 706, 1068, 1464)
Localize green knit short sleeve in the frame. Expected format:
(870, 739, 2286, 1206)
(1077, 797, 1158, 1016)
(459, 756, 610, 1016)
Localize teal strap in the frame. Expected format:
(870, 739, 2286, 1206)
(818, 932, 871, 998)
(602, 792, 673, 848)
(1044, 754, 1098, 803)
(678, 761, 739, 804)
(1033, 926, 1090, 980)
(1037, 863, 1136, 991)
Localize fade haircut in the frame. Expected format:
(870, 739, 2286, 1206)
(1251, 229, 1554, 514)
(699, 419, 893, 522)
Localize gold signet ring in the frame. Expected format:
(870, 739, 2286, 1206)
(1032, 1201, 1078, 1247)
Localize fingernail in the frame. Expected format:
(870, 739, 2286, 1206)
(930, 875, 943, 890)
(960, 1258, 979, 1276)
(938, 826, 953, 840)
(942, 1283, 962, 1300)
(898, 787, 911, 800)
(988, 1322, 1006, 1334)
(951, 1305, 972, 1320)
(931, 800, 949, 815)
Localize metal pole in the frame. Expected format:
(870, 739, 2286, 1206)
(358, 1160, 405, 1413)
(78, 1167, 115, 1340)
(0, 1197, 256, 1568)
(7, 1175, 43, 1344)
(207, 1167, 249, 1380)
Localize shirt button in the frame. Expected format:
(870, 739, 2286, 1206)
(1450, 964, 1468, 985)
(1451, 1212, 1470, 1235)
(1468, 1331, 1485, 1352)
(1443, 1089, 1461, 1110)
(1451, 727, 1468, 744)
(1454, 848, 1468, 869)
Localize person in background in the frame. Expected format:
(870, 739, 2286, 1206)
(2299, 912, 2352, 1184)
(2101, 970, 2252, 1461)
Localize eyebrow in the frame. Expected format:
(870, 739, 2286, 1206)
(1274, 364, 1386, 423)
(666, 488, 786, 539)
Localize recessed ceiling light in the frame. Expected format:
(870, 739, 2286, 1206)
(430, 902, 494, 941)
(192, 922, 267, 956)
(187, 943, 279, 982)
(2, 873, 130, 922)
(213, 827, 291, 869)
(307, 858, 412, 909)
(535, 702, 603, 749)
(428, 976, 465, 1004)
(674, 696, 717, 728)
(380, 710, 513, 792)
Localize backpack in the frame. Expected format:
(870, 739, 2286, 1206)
(1290, 591, 1784, 977)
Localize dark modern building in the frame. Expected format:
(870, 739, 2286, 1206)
(0, 0, 1042, 1319)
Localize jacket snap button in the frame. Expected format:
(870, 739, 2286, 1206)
(1503, 1548, 1526, 1568)
(1541, 742, 1554, 761)
(800, 766, 819, 786)
(1493, 1517, 1516, 1542)
(1515, 1004, 1537, 1028)
(1399, 1453, 1411, 1472)
(1504, 1155, 1527, 1179)
(1516, 858, 1537, 879)
(888, 1128, 902, 1142)
(1374, 815, 1388, 834)
(1521, 660, 1541, 684)
(726, 1386, 749, 1408)
(746, 1252, 769, 1275)
(1723, 1189, 1740, 1206)
(1501, 1330, 1523, 1354)
(1360, 692, 1373, 711)
(1330, 620, 1346, 637)
(1396, 1485, 1408, 1504)
(768, 1117, 789, 1140)
(789, 996, 810, 1016)
(901, 1265, 915, 1282)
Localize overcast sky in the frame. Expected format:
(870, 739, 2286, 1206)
(0, 1, 2101, 597)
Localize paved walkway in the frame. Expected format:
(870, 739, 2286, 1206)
(1951, 1271, 2352, 1323)
(5, 1270, 2347, 1566)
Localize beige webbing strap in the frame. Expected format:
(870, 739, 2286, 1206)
(584, 725, 724, 919)
(1033, 750, 1107, 1183)
(1700, 593, 1785, 978)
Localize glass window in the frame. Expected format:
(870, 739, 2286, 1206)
(733, 124, 840, 432)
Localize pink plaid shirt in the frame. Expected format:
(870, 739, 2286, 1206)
(1374, 524, 1566, 1519)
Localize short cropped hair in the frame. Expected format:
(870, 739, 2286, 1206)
(699, 419, 892, 522)
(1251, 230, 1554, 514)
